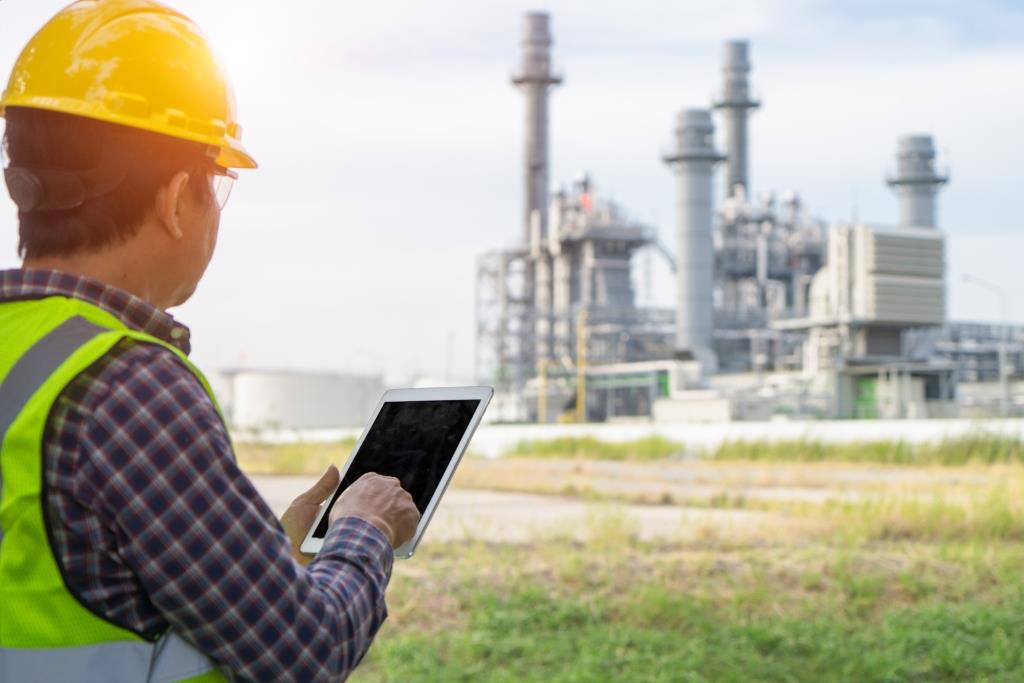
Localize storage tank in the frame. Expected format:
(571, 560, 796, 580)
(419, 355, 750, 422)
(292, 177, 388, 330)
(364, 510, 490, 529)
(224, 370, 384, 430)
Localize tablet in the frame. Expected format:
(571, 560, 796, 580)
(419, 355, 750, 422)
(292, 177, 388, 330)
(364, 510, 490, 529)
(300, 386, 492, 559)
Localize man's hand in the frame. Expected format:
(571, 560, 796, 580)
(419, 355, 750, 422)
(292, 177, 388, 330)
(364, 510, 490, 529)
(330, 473, 420, 549)
(280, 465, 340, 566)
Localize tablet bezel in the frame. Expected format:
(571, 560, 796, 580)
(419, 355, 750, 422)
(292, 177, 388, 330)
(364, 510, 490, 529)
(299, 385, 493, 559)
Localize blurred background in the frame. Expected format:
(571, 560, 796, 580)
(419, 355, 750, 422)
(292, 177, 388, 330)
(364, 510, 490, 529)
(3, 1, 1023, 395)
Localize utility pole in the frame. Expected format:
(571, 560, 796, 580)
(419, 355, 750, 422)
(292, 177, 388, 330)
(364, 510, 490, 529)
(963, 274, 1010, 417)
(537, 358, 548, 424)
(576, 308, 588, 422)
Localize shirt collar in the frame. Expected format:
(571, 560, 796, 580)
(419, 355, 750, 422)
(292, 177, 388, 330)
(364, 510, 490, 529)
(0, 268, 192, 354)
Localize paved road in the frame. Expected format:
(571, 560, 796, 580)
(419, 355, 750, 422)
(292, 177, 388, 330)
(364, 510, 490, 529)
(250, 475, 784, 544)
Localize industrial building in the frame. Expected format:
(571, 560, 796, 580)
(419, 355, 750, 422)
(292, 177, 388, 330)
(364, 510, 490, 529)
(475, 12, 1021, 423)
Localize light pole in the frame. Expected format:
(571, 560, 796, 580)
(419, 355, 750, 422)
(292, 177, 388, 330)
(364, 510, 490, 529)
(963, 274, 1010, 417)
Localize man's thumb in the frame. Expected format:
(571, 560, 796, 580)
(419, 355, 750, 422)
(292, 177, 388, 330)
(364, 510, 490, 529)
(300, 464, 340, 503)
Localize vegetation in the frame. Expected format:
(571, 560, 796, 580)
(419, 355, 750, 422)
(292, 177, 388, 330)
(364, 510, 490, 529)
(503, 433, 1024, 466)
(234, 437, 357, 475)
(351, 526, 1024, 682)
(234, 434, 1024, 680)
(505, 435, 683, 461)
(233, 433, 1024, 473)
(710, 433, 1024, 466)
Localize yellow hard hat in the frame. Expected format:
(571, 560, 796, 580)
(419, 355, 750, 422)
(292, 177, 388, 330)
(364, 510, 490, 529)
(0, 0, 256, 169)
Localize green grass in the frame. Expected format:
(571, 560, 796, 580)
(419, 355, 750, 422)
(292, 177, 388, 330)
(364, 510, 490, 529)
(497, 433, 1024, 466)
(505, 435, 683, 461)
(363, 590, 1024, 682)
(351, 537, 1024, 683)
(230, 433, 1024, 473)
(710, 434, 1024, 466)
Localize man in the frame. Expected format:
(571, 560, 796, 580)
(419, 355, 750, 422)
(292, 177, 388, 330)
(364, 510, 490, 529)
(0, 1, 420, 681)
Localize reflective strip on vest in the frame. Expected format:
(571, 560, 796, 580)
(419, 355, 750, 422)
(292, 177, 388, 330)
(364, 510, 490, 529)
(0, 632, 216, 683)
(0, 310, 225, 682)
(0, 315, 105, 500)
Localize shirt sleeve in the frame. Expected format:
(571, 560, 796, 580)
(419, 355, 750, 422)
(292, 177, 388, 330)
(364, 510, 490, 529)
(75, 343, 393, 682)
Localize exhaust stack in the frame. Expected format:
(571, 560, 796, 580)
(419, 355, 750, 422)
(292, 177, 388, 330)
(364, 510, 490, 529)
(664, 109, 725, 370)
(713, 40, 759, 199)
(512, 12, 562, 244)
(886, 134, 948, 228)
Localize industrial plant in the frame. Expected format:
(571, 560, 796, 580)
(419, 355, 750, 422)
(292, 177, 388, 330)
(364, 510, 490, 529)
(475, 12, 1024, 423)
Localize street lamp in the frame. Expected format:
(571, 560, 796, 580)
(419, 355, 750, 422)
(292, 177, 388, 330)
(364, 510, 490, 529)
(962, 274, 1010, 417)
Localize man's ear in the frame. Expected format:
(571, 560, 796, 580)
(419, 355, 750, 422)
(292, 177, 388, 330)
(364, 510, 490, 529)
(155, 170, 192, 240)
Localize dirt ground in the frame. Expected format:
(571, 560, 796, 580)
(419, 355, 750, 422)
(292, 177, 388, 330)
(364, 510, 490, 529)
(249, 456, 993, 546)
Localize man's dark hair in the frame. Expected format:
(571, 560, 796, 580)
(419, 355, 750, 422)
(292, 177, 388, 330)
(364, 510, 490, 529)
(3, 106, 212, 260)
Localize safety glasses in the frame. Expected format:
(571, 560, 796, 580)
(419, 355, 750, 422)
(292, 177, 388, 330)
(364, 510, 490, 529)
(210, 166, 237, 210)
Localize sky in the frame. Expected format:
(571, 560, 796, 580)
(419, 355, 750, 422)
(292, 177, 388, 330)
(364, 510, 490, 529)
(1, 0, 1022, 383)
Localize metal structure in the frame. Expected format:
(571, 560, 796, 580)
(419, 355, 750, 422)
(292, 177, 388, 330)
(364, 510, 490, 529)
(909, 323, 1024, 382)
(475, 14, 1015, 422)
(886, 134, 948, 228)
(512, 12, 561, 245)
(663, 109, 724, 368)
(475, 12, 673, 420)
(713, 40, 759, 199)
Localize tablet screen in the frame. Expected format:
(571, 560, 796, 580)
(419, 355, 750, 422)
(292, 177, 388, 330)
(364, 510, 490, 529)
(312, 399, 481, 538)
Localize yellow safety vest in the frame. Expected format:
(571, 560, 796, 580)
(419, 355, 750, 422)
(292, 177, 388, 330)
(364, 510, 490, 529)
(0, 295, 227, 682)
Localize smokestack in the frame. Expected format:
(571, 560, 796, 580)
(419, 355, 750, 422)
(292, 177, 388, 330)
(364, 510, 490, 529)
(664, 109, 725, 369)
(512, 12, 562, 245)
(713, 40, 759, 199)
(886, 134, 948, 228)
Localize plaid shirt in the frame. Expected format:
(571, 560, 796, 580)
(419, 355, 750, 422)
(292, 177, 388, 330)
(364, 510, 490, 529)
(0, 268, 393, 682)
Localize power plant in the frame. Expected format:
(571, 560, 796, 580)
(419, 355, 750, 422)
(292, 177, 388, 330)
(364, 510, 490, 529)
(475, 12, 1023, 423)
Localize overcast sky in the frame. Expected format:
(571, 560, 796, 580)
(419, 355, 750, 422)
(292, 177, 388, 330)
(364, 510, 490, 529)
(2, 0, 1022, 382)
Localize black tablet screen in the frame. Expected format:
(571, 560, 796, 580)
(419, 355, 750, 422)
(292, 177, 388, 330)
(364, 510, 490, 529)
(312, 399, 480, 538)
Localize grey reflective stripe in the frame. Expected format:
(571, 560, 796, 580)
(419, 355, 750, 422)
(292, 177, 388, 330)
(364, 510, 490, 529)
(0, 632, 219, 683)
(0, 315, 106, 447)
(0, 316, 106, 531)
(148, 631, 221, 683)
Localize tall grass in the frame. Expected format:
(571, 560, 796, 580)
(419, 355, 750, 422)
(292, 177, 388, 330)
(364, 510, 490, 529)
(231, 433, 1024, 474)
(505, 435, 683, 461)
(711, 434, 1024, 466)
(501, 433, 1024, 466)
(234, 438, 357, 475)
(834, 486, 1024, 543)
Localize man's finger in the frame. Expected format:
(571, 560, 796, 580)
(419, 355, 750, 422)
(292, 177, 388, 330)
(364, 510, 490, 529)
(297, 465, 340, 503)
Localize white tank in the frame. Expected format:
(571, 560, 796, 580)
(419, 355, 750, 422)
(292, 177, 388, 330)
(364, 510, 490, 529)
(224, 371, 384, 430)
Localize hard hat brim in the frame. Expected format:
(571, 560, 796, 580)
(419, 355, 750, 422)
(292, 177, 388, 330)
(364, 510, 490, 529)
(1, 97, 257, 170)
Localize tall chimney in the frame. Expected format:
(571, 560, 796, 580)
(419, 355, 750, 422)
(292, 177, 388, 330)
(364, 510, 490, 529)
(512, 12, 562, 245)
(886, 134, 948, 228)
(713, 40, 759, 199)
(664, 109, 725, 369)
